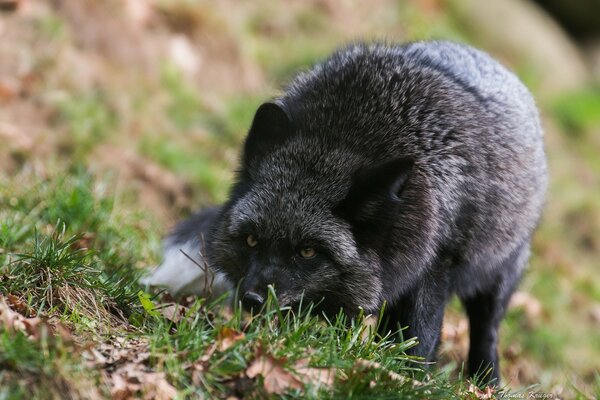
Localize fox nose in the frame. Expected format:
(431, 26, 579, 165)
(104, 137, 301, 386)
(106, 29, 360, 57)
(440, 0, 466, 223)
(242, 291, 265, 312)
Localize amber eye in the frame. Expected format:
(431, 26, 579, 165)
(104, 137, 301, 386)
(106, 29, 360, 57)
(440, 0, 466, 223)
(299, 247, 316, 259)
(246, 234, 258, 248)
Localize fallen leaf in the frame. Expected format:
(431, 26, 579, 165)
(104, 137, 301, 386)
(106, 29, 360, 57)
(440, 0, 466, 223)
(21, 316, 43, 338)
(109, 361, 177, 400)
(293, 358, 336, 388)
(111, 374, 132, 400)
(0, 295, 72, 342)
(7, 294, 30, 316)
(90, 338, 150, 368)
(217, 326, 245, 352)
(466, 382, 495, 399)
(157, 303, 191, 324)
(152, 374, 179, 400)
(246, 348, 303, 395)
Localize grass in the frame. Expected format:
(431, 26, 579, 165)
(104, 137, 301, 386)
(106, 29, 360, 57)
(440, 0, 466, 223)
(552, 87, 600, 135)
(0, 195, 481, 398)
(0, 171, 487, 398)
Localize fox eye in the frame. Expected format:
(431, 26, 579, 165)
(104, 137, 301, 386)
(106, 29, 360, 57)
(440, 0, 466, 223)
(246, 234, 258, 248)
(299, 247, 316, 259)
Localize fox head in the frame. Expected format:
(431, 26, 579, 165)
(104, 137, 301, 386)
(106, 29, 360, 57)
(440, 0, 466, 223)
(207, 101, 431, 317)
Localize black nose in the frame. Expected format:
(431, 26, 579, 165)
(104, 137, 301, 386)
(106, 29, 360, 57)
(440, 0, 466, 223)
(242, 291, 265, 312)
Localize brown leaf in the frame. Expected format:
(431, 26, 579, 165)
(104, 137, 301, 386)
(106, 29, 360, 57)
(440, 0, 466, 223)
(157, 303, 191, 324)
(21, 316, 43, 338)
(151, 374, 178, 400)
(110, 374, 132, 400)
(6, 294, 30, 316)
(110, 364, 177, 400)
(90, 338, 150, 368)
(217, 326, 245, 352)
(466, 382, 496, 399)
(246, 348, 303, 395)
(0, 296, 71, 341)
(0, 298, 19, 328)
(293, 358, 336, 388)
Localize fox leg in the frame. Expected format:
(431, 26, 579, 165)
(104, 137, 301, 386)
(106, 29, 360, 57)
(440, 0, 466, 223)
(460, 242, 529, 385)
(385, 269, 451, 363)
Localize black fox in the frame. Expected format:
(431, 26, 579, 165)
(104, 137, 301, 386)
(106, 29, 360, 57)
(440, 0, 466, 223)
(146, 41, 547, 383)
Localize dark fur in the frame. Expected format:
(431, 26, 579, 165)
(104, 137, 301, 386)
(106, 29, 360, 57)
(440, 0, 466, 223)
(186, 41, 547, 383)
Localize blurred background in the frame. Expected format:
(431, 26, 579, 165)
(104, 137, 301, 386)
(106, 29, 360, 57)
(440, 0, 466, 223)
(1, 0, 599, 395)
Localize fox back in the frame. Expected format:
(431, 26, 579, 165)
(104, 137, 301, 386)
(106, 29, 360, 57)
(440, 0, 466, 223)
(206, 41, 547, 383)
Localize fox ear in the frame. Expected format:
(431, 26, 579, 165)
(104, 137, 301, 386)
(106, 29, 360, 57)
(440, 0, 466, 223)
(334, 157, 414, 227)
(243, 102, 292, 168)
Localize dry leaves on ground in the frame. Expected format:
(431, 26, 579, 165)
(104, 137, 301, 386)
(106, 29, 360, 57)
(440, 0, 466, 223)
(465, 382, 496, 399)
(246, 348, 303, 395)
(156, 302, 192, 324)
(217, 326, 245, 352)
(86, 337, 178, 400)
(110, 368, 177, 400)
(245, 346, 336, 395)
(243, 346, 424, 395)
(0, 294, 72, 342)
(292, 358, 336, 389)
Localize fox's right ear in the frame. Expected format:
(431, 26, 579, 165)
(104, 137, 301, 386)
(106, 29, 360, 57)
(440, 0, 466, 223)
(242, 102, 292, 168)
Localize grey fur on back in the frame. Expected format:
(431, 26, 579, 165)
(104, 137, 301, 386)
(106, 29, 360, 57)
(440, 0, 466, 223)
(224, 40, 546, 305)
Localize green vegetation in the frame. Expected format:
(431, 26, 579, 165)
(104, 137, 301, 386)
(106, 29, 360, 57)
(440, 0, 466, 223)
(0, 173, 495, 398)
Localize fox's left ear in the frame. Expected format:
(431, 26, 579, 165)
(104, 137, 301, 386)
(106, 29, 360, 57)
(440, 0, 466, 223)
(334, 157, 414, 228)
(242, 102, 293, 168)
